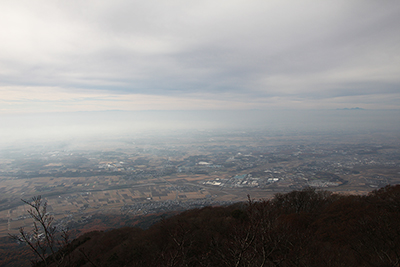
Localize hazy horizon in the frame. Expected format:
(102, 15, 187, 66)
(1, 109, 399, 151)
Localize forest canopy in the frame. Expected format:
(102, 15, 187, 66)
(11, 185, 400, 267)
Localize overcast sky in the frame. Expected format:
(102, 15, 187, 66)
(1, 0, 400, 114)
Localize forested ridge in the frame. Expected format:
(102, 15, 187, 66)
(20, 185, 400, 266)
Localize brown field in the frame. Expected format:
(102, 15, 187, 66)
(1, 131, 400, 237)
(0, 174, 215, 237)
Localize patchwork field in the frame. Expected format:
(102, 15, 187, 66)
(0, 174, 215, 237)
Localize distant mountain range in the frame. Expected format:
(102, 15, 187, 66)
(336, 107, 365, 110)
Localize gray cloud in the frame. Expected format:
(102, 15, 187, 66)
(0, 0, 399, 110)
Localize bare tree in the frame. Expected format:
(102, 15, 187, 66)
(9, 196, 70, 267)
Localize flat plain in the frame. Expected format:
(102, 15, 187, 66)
(1, 130, 400, 237)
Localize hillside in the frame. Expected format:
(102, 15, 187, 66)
(27, 185, 400, 267)
(0, 211, 181, 267)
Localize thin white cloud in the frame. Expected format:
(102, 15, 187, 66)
(0, 86, 258, 114)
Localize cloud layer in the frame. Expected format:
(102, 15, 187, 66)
(1, 0, 400, 113)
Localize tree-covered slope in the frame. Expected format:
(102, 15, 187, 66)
(36, 185, 400, 267)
